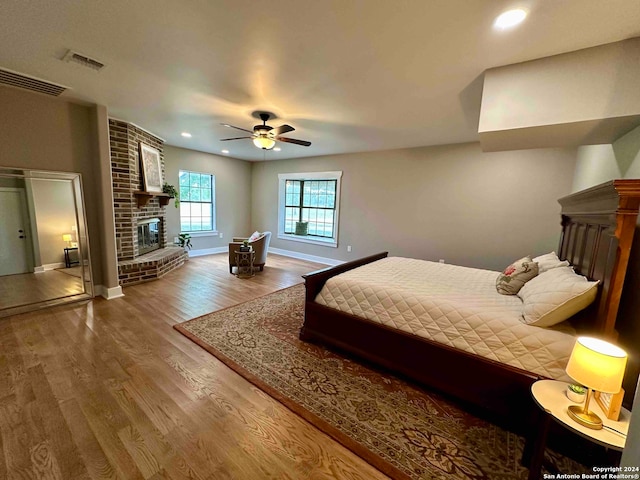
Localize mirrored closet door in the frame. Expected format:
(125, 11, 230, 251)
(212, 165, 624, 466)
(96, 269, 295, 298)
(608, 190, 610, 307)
(0, 167, 93, 317)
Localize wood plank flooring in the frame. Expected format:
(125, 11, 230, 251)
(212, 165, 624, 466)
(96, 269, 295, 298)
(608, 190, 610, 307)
(0, 270, 84, 311)
(0, 253, 389, 480)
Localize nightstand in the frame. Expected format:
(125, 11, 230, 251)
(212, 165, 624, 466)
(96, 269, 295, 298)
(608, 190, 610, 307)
(64, 247, 79, 268)
(523, 379, 630, 480)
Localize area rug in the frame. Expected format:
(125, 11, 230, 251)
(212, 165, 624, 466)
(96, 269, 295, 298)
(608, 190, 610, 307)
(174, 284, 588, 480)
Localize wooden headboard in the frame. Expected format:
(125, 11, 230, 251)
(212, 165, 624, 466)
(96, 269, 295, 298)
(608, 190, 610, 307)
(557, 180, 640, 337)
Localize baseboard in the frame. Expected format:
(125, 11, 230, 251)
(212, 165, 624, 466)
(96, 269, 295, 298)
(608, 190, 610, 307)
(34, 262, 66, 273)
(188, 246, 228, 257)
(187, 245, 343, 266)
(267, 247, 344, 266)
(96, 284, 125, 300)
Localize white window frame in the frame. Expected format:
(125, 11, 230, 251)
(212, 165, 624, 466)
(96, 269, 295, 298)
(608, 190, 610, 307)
(179, 170, 217, 235)
(277, 171, 342, 248)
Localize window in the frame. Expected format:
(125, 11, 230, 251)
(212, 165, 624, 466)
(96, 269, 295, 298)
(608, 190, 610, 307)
(278, 171, 342, 247)
(179, 170, 215, 232)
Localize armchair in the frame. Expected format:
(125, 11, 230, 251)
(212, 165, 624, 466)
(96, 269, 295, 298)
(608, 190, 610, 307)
(229, 231, 272, 274)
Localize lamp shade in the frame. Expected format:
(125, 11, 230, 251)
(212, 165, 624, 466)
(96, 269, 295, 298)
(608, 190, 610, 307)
(253, 136, 276, 150)
(566, 337, 627, 393)
(62, 234, 72, 242)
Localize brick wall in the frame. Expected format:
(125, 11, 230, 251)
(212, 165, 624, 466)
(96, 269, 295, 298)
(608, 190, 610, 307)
(118, 247, 188, 286)
(109, 119, 167, 261)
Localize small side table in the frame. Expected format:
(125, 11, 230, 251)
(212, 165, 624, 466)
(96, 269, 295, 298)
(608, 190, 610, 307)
(234, 249, 255, 278)
(523, 380, 630, 480)
(64, 247, 79, 268)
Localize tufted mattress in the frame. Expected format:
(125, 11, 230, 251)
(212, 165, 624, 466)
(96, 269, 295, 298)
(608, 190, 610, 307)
(314, 257, 574, 381)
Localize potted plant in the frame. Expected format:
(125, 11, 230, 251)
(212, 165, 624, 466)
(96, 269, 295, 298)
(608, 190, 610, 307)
(177, 233, 192, 250)
(566, 384, 586, 403)
(240, 239, 251, 252)
(295, 221, 308, 236)
(162, 183, 179, 208)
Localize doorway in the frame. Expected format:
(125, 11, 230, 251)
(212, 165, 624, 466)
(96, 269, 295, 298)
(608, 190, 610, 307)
(0, 188, 32, 276)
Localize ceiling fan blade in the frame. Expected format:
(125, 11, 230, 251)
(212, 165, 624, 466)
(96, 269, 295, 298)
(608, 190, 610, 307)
(277, 136, 311, 147)
(272, 124, 295, 136)
(220, 123, 254, 134)
(220, 136, 252, 141)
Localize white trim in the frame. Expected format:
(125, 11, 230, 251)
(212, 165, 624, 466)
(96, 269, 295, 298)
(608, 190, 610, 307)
(277, 233, 338, 248)
(268, 247, 344, 266)
(277, 171, 342, 248)
(188, 246, 227, 257)
(183, 231, 219, 238)
(96, 284, 124, 300)
(34, 262, 65, 273)
(179, 170, 217, 232)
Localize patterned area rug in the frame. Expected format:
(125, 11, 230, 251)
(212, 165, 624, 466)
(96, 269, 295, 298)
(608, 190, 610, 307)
(174, 284, 588, 480)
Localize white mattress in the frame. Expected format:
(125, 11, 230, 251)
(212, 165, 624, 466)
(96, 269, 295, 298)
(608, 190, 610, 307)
(314, 257, 574, 380)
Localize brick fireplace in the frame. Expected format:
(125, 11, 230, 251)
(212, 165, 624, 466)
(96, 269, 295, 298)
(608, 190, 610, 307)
(109, 119, 187, 285)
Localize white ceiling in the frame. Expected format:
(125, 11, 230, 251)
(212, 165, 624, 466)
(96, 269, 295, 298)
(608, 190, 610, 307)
(1, 0, 639, 161)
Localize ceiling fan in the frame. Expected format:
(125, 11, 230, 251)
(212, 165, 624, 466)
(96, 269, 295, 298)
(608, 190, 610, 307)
(220, 113, 311, 150)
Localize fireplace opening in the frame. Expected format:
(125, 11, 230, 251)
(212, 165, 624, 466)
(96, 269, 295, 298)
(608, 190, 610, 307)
(138, 217, 161, 255)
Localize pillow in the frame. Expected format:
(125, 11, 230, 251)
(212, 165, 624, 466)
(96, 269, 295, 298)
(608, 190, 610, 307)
(496, 256, 539, 295)
(532, 251, 570, 274)
(518, 266, 599, 327)
(248, 231, 262, 242)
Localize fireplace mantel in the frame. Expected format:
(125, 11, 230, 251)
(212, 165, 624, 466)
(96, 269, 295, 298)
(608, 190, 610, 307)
(134, 191, 171, 208)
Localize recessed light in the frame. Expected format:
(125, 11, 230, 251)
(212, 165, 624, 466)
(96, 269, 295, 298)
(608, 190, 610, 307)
(494, 8, 527, 30)
(181, 132, 192, 138)
(273, 147, 281, 152)
(221, 149, 229, 154)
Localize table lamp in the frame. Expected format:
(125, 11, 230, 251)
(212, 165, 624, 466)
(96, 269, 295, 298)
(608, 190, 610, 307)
(62, 233, 73, 246)
(565, 337, 627, 430)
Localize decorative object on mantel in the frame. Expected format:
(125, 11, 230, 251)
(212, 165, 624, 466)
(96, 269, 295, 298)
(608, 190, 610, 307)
(177, 233, 192, 250)
(294, 221, 308, 236)
(162, 183, 179, 207)
(139, 142, 163, 192)
(133, 191, 171, 208)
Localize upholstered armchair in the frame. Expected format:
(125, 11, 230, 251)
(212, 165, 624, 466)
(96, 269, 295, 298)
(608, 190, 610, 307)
(229, 231, 272, 274)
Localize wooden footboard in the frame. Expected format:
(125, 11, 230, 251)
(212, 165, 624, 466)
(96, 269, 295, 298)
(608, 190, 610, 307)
(301, 251, 388, 298)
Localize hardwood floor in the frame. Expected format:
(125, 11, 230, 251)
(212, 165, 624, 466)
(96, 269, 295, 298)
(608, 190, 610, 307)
(0, 269, 84, 311)
(0, 253, 389, 480)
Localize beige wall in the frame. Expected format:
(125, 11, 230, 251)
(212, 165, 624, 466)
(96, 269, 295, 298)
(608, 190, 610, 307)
(30, 178, 77, 266)
(163, 145, 252, 250)
(572, 125, 640, 191)
(251, 142, 577, 271)
(0, 86, 105, 284)
(480, 38, 640, 152)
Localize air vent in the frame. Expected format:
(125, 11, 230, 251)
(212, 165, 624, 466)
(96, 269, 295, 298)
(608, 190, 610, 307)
(0, 68, 68, 96)
(63, 50, 105, 71)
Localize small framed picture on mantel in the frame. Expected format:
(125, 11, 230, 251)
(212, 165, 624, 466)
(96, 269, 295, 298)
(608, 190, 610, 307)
(139, 142, 163, 192)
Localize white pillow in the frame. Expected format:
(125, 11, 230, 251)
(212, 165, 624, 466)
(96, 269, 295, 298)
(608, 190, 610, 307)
(518, 266, 599, 327)
(532, 251, 570, 274)
(248, 231, 262, 242)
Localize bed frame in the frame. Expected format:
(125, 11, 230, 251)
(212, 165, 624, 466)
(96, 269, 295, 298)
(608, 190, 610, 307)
(299, 180, 640, 429)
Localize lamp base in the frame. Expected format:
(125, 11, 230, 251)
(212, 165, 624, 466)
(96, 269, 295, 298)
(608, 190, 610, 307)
(567, 405, 603, 430)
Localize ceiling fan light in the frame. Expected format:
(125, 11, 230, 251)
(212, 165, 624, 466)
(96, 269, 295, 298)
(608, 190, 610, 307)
(253, 136, 276, 150)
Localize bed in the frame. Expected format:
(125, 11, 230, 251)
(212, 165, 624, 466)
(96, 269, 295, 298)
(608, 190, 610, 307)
(299, 180, 640, 429)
